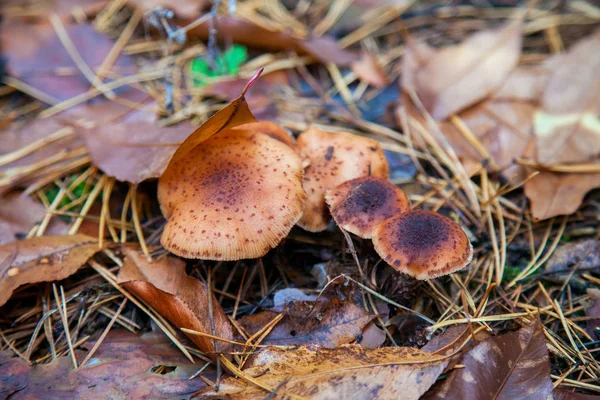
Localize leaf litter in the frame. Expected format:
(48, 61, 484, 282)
(0, 1, 600, 399)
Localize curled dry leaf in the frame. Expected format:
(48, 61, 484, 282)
(524, 171, 600, 221)
(296, 128, 389, 232)
(0, 234, 100, 307)
(0, 22, 137, 101)
(116, 248, 233, 358)
(0, 192, 68, 245)
(534, 30, 600, 165)
(82, 108, 194, 184)
(238, 299, 375, 348)
(424, 319, 553, 400)
(0, 330, 207, 399)
(405, 19, 523, 120)
(196, 345, 448, 399)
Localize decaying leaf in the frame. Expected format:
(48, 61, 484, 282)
(534, 30, 600, 165)
(0, 330, 207, 399)
(82, 108, 194, 184)
(0, 234, 100, 307)
(425, 319, 553, 400)
(1, 21, 137, 101)
(238, 299, 375, 348)
(524, 171, 600, 221)
(0, 192, 68, 245)
(404, 20, 522, 120)
(196, 345, 448, 399)
(554, 389, 600, 399)
(116, 248, 234, 358)
(544, 239, 600, 277)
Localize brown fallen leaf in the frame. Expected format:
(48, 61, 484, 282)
(0, 234, 100, 307)
(0, 330, 207, 399)
(116, 248, 234, 359)
(404, 19, 522, 120)
(196, 345, 449, 399)
(127, 0, 208, 19)
(238, 299, 375, 348)
(534, 30, 600, 165)
(358, 322, 387, 349)
(544, 239, 600, 277)
(351, 51, 390, 88)
(424, 319, 553, 400)
(1, 0, 109, 21)
(1, 21, 137, 101)
(82, 107, 194, 184)
(524, 171, 600, 220)
(0, 192, 68, 245)
(188, 16, 357, 66)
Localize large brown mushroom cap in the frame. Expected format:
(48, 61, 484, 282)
(372, 210, 473, 280)
(325, 176, 410, 239)
(296, 128, 389, 232)
(158, 129, 306, 260)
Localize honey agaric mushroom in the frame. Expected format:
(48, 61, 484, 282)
(158, 129, 306, 260)
(235, 121, 296, 149)
(296, 128, 389, 232)
(372, 210, 473, 280)
(325, 176, 410, 239)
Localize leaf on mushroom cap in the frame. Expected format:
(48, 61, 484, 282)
(161, 69, 261, 171)
(158, 129, 306, 260)
(373, 210, 473, 280)
(325, 176, 410, 239)
(234, 121, 296, 149)
(296, 128, 389, 232)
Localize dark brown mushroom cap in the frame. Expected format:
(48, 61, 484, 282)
(235, 121, 296, 149)
(372, 210, 473, 280)
(325, 176, 410, 239)
(296, 128, 389, 232)
(158, 129, 306, 260)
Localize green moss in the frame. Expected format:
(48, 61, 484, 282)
(190, 44, 248, 86)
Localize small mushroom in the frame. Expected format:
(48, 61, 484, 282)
(158, 129, 306, 260)
(235, 121, 296, 149)
(296, 128, 389, 232)
(372, 210, 473, 279)
(325, 176, 410, 239)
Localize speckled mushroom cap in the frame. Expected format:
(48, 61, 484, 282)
(296, 128, 389, 232)
(325, 176, 410, 239)
(235, 121, 296, 149)
(158, 129, 306, 260)
(372, 210, 473, 280)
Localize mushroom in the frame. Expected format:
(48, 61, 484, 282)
(235, 121, 296, 149)
(296, 128, 389, 232)
(325, 176, 410, 239)
(372, 210, 473, 279)
(158, 128, 306, 260)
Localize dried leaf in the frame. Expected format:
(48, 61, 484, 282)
(358, 322, 387, 349)
(126, 0, 208, 19)
(196, 345, 448, 399)
(238, 299, 375, 348)
(0, 330, 207, 399)
(404, 20, 522, 120)
(554, 389, 600, 400)
(160, 71, 258, 173)
(1, 0, 109, 21)
(351, 52, 390, 88)
(0, 234, 100, 307)
(524, 171, 600, 220)
(534, 30, 600, 165)
(82, 108, 194, 184)
(188, 17, 357, 66)
(544, 239, 600, 276)
(1, 21, 137, 101)
(0, 192, 68, 245)
(116, 248, 234, 358)
(425, 319, 553, 400)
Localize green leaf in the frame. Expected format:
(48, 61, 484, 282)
(190, 45, 248, 87)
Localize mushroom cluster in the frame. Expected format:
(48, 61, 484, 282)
(158, 113, 472, 279)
